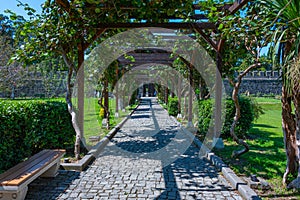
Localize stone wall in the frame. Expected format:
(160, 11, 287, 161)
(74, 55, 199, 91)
(223, 71, 282, 96)
(0, 71, 67, 99)
(1, 70, 282, 99)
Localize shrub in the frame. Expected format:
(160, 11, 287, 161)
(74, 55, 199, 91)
(0, 101, 30, 172)
(197, 99, 213, 134)
(157, 91, 164, 103)
(0, 99, 75, 172)
(167, 97, 179, 116)
(198, 97, 259, 138)
(99, 108, 105, 119)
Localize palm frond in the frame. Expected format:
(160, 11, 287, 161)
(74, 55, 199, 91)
(265, 0, 300, 92)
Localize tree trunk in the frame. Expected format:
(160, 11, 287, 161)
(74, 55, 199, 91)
(188, 65, 193, 125)
(165, 87, 169, 104)
(199, 78, 206, 100)
(115, 67, 119, 116)
(66, 82, 82, 160)
(121, 67, 125, 110)
(58, 30, 106, 160)
(294, 91, 300, 185)
(230, 79, 249, 158)
(294, 91, 300, 154)
(74, 43, 85, 160)
(177, 77, 182, 116)
(284, 84, 300, 187)
(183, 95, 188, 119)
(143, 84, 147, 97)
(227, 63, 260, 158)
(171, 91, 175, 98)
(104, 78, 110, 129)
(61, 49, 83, 160)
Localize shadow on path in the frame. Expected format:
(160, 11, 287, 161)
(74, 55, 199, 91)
(25, 97, 241, 200)
(25, 171, 80, 200)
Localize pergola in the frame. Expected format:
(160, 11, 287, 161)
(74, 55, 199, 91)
(56, 0, 249, 138)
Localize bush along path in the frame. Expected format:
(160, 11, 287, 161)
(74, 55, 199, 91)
(26, 97, 244, 200)
(0, 99, 75, 174)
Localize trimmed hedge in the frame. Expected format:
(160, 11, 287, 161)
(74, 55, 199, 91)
(0, 99, 75, 172)
(167, 97, 179, 116)
(198, 97, 257, 138)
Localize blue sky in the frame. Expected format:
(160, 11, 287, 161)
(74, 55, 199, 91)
(0, 0, 43, 18)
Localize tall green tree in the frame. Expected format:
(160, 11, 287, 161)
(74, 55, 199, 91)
(0, 14, 26, 99)
(262, 0, 300, 188)
(0, 14, 16, 97)
(199, 0, 272, 157)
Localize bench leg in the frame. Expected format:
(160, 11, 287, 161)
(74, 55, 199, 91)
(0, 186, 28, 200)
(40, 162, 60, 178)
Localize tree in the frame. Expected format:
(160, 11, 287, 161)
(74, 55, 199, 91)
(198, 0, 272, 157)
(0, 14, 67, 99)
(0, 14, 26, 99)
(96, 61, 119, 129)
(0, 14, 14, 63)
(262, 0, 300, 188)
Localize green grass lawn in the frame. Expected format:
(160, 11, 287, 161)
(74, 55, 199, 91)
(214, 97, 300, 199)
(83, 98, 136, 145)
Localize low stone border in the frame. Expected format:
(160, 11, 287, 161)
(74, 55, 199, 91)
(182, 128, 261, 200)
(61, 106, 137, 171)
(61, 154, 95, 171)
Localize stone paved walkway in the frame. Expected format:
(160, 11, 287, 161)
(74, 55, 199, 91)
(25, 98, 242, 200)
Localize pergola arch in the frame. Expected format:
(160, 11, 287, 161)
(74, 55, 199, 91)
(115, 48, 202, 110)
(59, 0, 250, 153)
(78, 27, 228, 157)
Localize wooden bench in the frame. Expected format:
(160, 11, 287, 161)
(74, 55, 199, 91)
(0, 149, 65, 200)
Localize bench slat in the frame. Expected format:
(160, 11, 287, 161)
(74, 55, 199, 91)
(0, 150, 54, 186)
(0, 150, 50, 185)
(7, 152, 62, 186)
(0, 149, 65, 186)
(6, 152, 61, 186)
(0, 150, 49, 181)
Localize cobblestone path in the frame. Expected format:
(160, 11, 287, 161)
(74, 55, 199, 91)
(26, 98, 242, 200)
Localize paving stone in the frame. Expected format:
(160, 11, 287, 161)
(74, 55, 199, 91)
(99, 197, 109, 200)
(233, 195, 244, 200)
(69, 193, 79, 198)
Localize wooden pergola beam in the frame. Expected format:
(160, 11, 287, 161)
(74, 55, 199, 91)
(193, 0, 250, 53)
(55, 0, 70, 12)
(118, 61, 174, 66)
(117, 52, 176, 66)
(194, 26, 218, 52)
(228, 0, 249, 14)
(122, 14, 208, 21)
(193, 3, 231, 11)
(120, 52, 173, 59)
(193, 0, 249, 14)
(95, 22, 216, 30)
(83, 28, 106, 50)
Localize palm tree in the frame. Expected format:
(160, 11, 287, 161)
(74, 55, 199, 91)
(263, 0, 300, 188)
